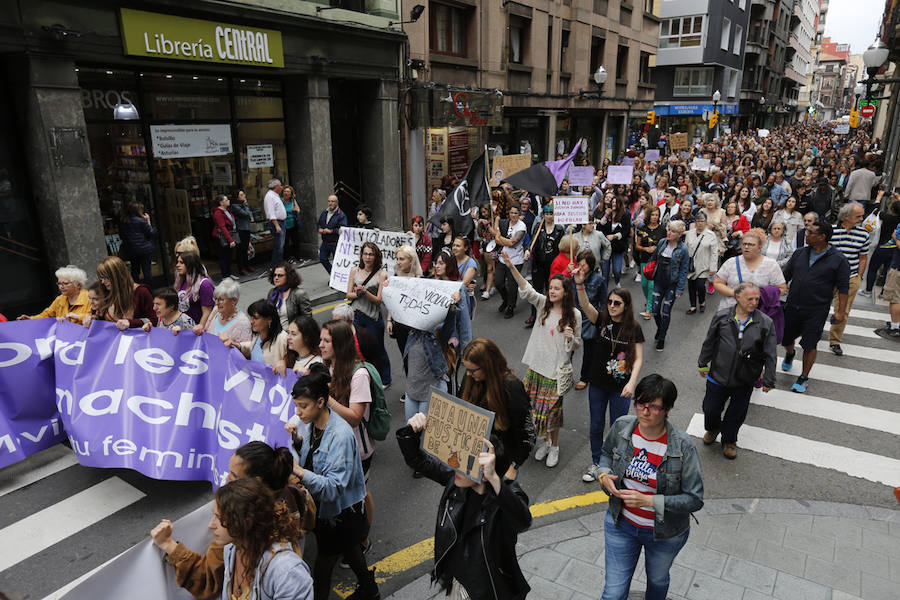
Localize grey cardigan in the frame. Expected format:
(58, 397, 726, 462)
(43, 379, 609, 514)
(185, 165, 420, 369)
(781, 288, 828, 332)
(268, 286, 312, 324)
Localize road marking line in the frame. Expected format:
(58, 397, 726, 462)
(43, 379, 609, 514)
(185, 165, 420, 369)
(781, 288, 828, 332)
(0, 476, 145, 572)
(831, 324, 879, 339)
(312, 300, 347, 315)
(830, 307, 889, 322)
(40, 546, 133, 600)
(686, 413, 900, 487)
(0, 445, 78, 498)
(751, 389, 900, 435)
(777, 355, 900, 394)
(332, 489, 609, 597)
(810, 341, 900, 364)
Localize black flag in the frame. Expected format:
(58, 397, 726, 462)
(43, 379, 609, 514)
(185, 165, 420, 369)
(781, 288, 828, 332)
(430, 151, 489, 237)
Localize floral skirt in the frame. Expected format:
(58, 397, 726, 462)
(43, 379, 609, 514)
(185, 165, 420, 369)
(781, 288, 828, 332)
(524, 369, 562, 437)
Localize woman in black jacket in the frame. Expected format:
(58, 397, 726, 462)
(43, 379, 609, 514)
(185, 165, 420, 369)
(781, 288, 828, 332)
(119, 201, 156, 283)
(397, 416, 532, 600)
(459, 338, 536, 480)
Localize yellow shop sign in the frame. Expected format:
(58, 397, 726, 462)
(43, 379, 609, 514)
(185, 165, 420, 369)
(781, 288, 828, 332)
(120, 8, 284, 68)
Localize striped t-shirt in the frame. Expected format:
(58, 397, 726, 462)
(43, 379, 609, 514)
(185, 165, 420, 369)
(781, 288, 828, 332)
(830, 225, 870, 276)
(622, 428, 668, 528)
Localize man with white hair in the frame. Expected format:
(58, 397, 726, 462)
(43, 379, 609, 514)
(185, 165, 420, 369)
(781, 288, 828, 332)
(264, 178, 286, 266)
(17, 265, 91, 323)
(827, 201, 868, 355)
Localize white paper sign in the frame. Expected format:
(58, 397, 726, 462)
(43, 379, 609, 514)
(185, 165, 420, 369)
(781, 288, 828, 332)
(758, 129, 770, 138)
(328, 227, 415, 291)
(691, 158, 711, 172)
(382, 277, 464, 331)
(567, 166, 595, 187)
(834, 123, 850, 135)
(645, 149, 660, 161)
(606, 165, 634, 185)
(552, 196, 590, 225)
(247, 144, 274, 168)
(150, 124, 233, 158)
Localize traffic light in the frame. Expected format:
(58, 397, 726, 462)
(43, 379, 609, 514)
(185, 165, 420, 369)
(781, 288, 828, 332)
(708, 110, 719, 130)
(849, 110, 859, 128)
(646, 110, 655, 125)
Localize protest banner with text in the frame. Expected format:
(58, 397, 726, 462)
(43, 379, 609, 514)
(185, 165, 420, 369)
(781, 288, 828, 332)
(607, 165, 634, 185)
(566, 166, 595, 187)
(490, 154, 531, 186)
(382, 277, 464, 331)
(422, 387, 494, 483)
(669, 133, 688, 151)
(691, 158, 711, 172)
(552, 196, 590, 226)
(328, 227, 414, 292)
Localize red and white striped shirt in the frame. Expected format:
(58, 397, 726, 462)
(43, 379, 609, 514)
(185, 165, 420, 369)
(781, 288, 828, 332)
(622, 428, 668, 529)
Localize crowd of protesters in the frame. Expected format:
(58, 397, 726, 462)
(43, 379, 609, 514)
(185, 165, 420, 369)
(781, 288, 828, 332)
(6, 119, 900, 600)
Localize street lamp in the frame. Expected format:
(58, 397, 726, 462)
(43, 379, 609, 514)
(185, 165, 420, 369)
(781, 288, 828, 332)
(709, 90, 721, 140)
(594, 66, 608, 95)
(861, 38, 893, 101)
(758, 96, 766, 128)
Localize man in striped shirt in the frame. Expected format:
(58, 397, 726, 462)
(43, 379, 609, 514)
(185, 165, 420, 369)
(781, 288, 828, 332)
(828, 202, 869, 356)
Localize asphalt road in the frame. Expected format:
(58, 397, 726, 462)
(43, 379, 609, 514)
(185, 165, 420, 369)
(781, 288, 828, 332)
(1, 269, 896, 599)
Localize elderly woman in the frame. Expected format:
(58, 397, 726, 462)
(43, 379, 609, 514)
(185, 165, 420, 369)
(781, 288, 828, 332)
(713, 228, 787, 310)
(204, 277, 252, 343)
(761, 221, 794, 271)
(267, 263, 312, 330)
(17, 265, 92, 323)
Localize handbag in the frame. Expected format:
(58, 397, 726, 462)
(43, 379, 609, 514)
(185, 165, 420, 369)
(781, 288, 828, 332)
(556, 362, 574, 397)
(643, 260, 658, 280)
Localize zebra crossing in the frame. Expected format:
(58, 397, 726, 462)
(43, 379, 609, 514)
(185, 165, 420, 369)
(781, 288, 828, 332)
(686, 302, 900, 489)
(0, 444, 209, 600)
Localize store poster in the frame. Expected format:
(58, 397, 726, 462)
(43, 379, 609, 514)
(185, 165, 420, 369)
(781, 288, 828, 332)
(246, 144, 274, 168)
(448, 130, 469, 179)
(150, 124, 233, 159)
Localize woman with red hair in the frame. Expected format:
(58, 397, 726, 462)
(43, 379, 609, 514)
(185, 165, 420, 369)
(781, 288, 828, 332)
(409, 216, 432, 274)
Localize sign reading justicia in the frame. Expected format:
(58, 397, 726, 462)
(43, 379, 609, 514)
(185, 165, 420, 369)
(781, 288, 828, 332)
(119, 8, 284, 68)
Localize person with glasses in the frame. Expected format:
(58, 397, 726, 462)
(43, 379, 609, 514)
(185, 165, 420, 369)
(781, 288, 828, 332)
(346, 242, 391, 388)
(204, 277, 251, 344)
(698, 282, 777, 459)
(712, 229, 786, 311)
(572, 268, 645, 483)
(16, 265, 91, 324)
(267, 263, 312, 330)
(780, 220, 850, 393)
(596, 374, 704, 600)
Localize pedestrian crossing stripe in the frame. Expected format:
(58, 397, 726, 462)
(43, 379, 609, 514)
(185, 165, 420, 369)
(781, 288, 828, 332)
(686, 414, 900, 488)
(750, 389, 900, 436)
(833, 323, 881, 339)
(777, 353, 899, 395)
(808, 340, 900, 364)
(829, 307, 889, 322)
(0, 444, 78, 498)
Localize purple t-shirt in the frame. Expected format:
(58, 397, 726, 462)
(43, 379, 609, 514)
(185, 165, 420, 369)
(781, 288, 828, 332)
(177, 278, 215, 324)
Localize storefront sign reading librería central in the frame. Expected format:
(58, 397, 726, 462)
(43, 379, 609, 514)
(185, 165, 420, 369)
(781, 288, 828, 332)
(120, 8, 284, 68)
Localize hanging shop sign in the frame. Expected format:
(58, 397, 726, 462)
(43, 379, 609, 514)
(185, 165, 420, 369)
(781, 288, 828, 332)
(432, 90, 503, 127)
(149, 124, 233, 159)
(120, 8, 284, 68)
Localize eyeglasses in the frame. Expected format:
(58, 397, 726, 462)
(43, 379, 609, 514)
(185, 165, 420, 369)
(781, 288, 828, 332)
(607, 299, 623, 307)
(273, 272, 286, 278)
(465, 366, 482, 376)
(214, 297, 232, 303)
(634, 401, 665, 414)
(98, 275, 110, 282)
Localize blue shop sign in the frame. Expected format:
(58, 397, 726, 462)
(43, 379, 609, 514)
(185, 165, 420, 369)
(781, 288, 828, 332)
(654, 104, 739, 116)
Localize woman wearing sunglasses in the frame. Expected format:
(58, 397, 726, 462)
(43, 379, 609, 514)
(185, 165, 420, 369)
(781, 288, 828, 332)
(596, 374, 704, 600)
(572, 269, 644, 484)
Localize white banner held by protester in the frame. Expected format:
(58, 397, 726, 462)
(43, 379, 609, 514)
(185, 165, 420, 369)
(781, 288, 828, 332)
(552, 196, 590, 226)
(606, 165, 634, 185)
(691, 158, 711, 172)
(382, 277, 464, 331)
(329, 227, 415, 291)
(758, 129, 770, 138)
(566, 166, 595, 187)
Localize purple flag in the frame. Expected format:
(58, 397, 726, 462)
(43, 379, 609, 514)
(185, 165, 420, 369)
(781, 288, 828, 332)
(544, 139, 583, 187)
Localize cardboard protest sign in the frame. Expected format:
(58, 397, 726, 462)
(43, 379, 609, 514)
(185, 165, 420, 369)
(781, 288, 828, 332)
(669, 133, 688, 150)
(645, 149, 660, 161)
(422, 387, 494, 482)
(621, 156, 635, 166)
(606, 165, 634, 185)
(491, 153, 531, 186)
(552, 196, 590, 226)
(567, 166, 595, 187)
(691, 158, 711, 172)
(382, 277, 464, 331)
(328, 227, 414, 292)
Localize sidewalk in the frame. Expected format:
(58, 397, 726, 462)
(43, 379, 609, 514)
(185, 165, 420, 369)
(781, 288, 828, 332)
(386, 498, 900, 600)
(233, 259, 344, 314)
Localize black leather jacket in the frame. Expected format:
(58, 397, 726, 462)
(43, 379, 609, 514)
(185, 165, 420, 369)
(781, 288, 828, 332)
(396, 426, 532, 600)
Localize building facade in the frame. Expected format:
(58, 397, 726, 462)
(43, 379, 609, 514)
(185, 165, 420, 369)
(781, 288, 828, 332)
(0, 0, 404, 314)
(795, 0, 821, 117)
(400, 0, 659, 217)
(650, 0, 751, 141)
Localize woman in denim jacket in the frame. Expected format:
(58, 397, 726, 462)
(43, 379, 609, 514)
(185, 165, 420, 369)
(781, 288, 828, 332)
(597, 374, 704, 600)
(288, 364, 377, 600)
(649, 221, 690, 351)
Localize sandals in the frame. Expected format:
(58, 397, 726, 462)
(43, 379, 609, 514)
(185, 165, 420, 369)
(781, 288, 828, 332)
(686, 307, 697, 315)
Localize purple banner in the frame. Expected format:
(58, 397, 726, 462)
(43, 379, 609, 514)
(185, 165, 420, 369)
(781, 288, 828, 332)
(0, 319, 298, 486)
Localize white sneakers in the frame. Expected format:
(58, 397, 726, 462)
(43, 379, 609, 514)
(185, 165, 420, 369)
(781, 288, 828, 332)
(534, 440, 560, 467)
(546, 445, 559, 467)
(582, 464, 603, 482)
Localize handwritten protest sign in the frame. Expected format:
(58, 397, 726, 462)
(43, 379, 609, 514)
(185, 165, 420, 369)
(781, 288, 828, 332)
(491, 153, 531, 186)
(382, 277, 464, 331)
(567, 166, 595, 187)
(645, 149, 660, 161)
(552, 196, 590, 226)
(691, 158, 711, 172)
(758, 129, 770, 138)
(423, 387, 494, 482)
(621, 156, 635, 166)
(680, 150, 691, 160)
(607, 165, 634, 185)
(328, 227, 414, 292)
(669, 133, 688, 150)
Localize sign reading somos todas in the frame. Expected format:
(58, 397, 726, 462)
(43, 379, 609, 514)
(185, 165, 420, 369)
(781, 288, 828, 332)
(422, 387, 495, 483)
(328, 227, 415, 291)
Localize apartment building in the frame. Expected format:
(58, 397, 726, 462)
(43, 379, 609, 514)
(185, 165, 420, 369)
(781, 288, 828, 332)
(401, 0, 659, 216)
(650, 0, 751, 141)
(740, 0, 798, 128)
(789, 0, 818, 121)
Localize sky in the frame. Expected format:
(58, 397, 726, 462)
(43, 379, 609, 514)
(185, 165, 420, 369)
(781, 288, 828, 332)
(823, 0, 884, 53)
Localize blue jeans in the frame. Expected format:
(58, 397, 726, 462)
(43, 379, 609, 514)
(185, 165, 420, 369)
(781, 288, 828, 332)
(588, 384, 630, 464)
(353, 312, 392, 386)
(651, 281, 678, 341)
(602, 252, 625, 286)
(601, 511, 689, 600)
(319, 242, 336, 274)
(270, 220, 286, 266)
(404, 378, 447, 420)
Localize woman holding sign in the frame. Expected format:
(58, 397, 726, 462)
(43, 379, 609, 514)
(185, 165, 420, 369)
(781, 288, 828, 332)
(346, 242, 391, 388)
(500, 249, 581, 469)
(598, 196, 631, 286)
